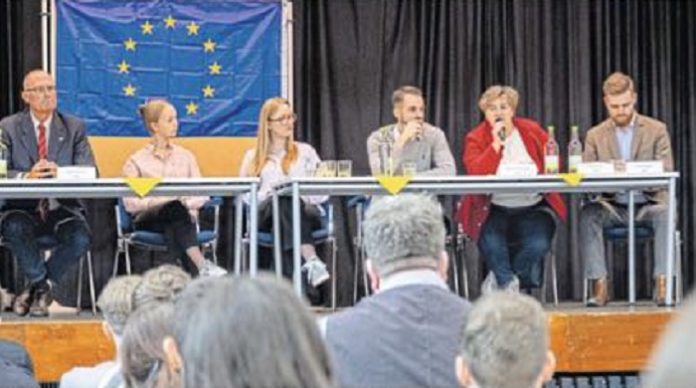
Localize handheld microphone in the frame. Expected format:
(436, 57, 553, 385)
(495, 118, 506, 141)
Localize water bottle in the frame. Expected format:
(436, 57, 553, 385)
(378, 140, 393, 176)
(544, 125, 559, 174)
(0, 128, 7, 179)
(567, 125, 583, 173)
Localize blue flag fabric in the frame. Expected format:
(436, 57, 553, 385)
(55, 0, 282, 137)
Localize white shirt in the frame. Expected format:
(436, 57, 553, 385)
(239, 142, 327, 205)
(492, 129, 542, 207)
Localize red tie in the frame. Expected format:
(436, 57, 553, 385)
(37, 122, 48, 160)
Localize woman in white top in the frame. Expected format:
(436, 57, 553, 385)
(239, 97, 329, 287)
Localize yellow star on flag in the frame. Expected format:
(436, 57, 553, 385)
(203, 38, 216, 53)
(202, 85, 215, 98)
(187, 22, 200, 36)
(164, 15, 176, 29)
(117, 60, 130, 74)
(123, 83, 136, 96)
(140, 20, 154, 35)
(208, 61, 222, 75)
(186, 101, 199, 115)
(124, 38, 137, 51)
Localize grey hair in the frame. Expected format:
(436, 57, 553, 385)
(363, 194, 445, 276)
(96, 275, 143, 336)
(132, 264, 191, 310)
(459, 292, 548, 388)
(173, 275, 336, 388)
(120, 302, 179, 388)
(392, 85, 423, 107)
(642, 292, 696, 387)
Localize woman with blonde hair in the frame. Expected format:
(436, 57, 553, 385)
(239, 97, 329, 288)
(122, 99, 226, 277)
(457, 86, 566, 293)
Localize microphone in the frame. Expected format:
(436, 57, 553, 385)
(495, 118, 506, 141)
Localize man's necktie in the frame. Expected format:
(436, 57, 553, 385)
(37, 121, 47, 160)
(37, 121, 49, 220)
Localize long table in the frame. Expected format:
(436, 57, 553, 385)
(0, 177, 261, 274)
(272, 173, 679, 306)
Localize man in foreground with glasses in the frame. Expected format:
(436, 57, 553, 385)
(0, 69, 95, 317)
(366, 85, 455, 177)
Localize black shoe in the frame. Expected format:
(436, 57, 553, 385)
(29, 281, 53, 317)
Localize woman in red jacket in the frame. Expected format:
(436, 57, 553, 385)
(457, 86, 566, 292)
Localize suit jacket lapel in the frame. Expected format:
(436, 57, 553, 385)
(48, 112, 67, 162)
(18, 113, 39, 164)
(603, 120, 623, 160)
(630, 114, 645, 160)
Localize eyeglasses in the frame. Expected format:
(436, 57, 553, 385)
(268, 113, 297, 123)
(25, 85, 56, 94)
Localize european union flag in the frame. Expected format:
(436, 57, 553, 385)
(55, 0, 282, 137)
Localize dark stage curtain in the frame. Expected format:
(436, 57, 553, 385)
(293, 0, 696, 304)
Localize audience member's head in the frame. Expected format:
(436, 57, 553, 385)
(642, 292, 696, 388)
(132, 264, 190, 310)
(363, 193, 447, 289)
(97, 275, 143, 341)
(166, 275, 335, 388)
(456, 292, 555, 388)
(120, 302, 178, 388)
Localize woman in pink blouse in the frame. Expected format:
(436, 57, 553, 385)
(122, 99, 226, 277)
(239, 97, 329, 288)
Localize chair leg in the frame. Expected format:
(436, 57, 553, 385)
(87, 251, 97, 315)
(449, 237, 460, 295)
(125, 245, 132, 275)
(112, 245, 120, 277)
(458, 234, 469, 300)
(76, 254, 84, 315)
(331, 238, 337, 311)
(676, 231, 683, 304)
(552, 251, 559, 306)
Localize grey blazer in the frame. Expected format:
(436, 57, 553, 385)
(0, 110, 96, 211)
(583, 113, 673, 204)
(367, 122, 456, 176)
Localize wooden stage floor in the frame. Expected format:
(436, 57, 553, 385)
(0, 301, 676, 383)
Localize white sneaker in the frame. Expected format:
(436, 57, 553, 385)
(481, 271, 499, 295)
(302, 258, 330, 287)
(503, 276, 520, 294)
(199, 260, 228, 277)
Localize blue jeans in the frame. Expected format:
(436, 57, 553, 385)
(1, 208, 91, 286)
(478, 203, 556, 288)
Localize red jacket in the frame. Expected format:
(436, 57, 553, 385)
(456, 117, 567, 240)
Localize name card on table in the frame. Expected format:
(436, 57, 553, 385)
(57, 166, 97, 180)
(577, 162, 615, 175)
(497, 163, 538, 177)
(625, 161, 664, 175)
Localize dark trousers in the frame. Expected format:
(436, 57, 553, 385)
(133, 201, 199, 268)
(478, 203, 556, 288)
(257, 197, 322, 277)
(1, 208, 90, 286)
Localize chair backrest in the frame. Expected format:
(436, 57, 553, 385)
(115, 198, 134, 236)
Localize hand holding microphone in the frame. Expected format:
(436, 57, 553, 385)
(492, 118, 506, 152)
(398, 121, 423, 148)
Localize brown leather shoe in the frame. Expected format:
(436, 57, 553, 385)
(29, 283, 53, 317)
(654, 275, 667, 306)
(12, 287, 33, 316)
(587, 277, 609, 307)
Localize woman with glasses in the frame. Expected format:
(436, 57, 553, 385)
(457, 85, 566, 294)
(122, 99, 226, 277)
(239, 97, 330, 289)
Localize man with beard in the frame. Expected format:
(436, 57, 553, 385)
(581, 72, 674, 307)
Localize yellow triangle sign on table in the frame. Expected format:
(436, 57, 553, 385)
(377, 175, 412, 195)
(559, 173, 583, 187)
(125, 177, 163, 197)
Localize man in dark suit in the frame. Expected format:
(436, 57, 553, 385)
(322, 194, 470, 388)
(581, 72, 674, 307)
(0, 69, 95, 317)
